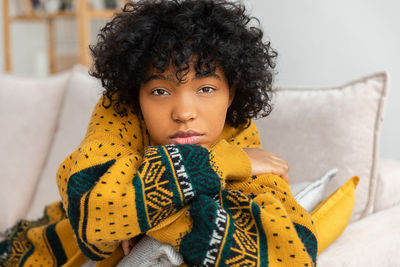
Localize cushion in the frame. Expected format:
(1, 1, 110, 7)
(291, 168, 338, 212)
(26, 65, 103, 220)
(0, 71, 71, 233)
(311, 176, 359, 254)
(254, 72, 388, 222)
(373, 159, 400, 213)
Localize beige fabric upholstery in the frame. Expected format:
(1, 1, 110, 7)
(255, 73, 388, 222)
(0, 71, 70, 232)
(317, 204, 400, 266)
(373, 159, 400, 213)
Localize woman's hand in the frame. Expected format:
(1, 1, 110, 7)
(121, 235, 143, 256)
(242, 148, 290, 184)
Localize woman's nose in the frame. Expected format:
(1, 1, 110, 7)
(171, 95, 197, 123)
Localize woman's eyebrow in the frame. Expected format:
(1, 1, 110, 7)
(193, 73, 221, 80)
(143, 73, 221, 83)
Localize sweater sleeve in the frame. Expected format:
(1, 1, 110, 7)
(173, 174, 318, 267)
(56, 97, 251, 261)
(143, 119, 317, 266)
(144, 144, 317, 266)
(225, 174, 318, 266)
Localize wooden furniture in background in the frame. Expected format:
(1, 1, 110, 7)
(2, 0, 130, 74)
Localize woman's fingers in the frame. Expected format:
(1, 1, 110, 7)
(121, 235, 143, 256)
(121, 239, 131, 256)
(243, 147, 290, 184)
(265, 163, 290, 184)
(272, 160, 290, 184)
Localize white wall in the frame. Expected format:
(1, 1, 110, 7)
(245, 0, 400, 160)
(1, 0, 399, 159)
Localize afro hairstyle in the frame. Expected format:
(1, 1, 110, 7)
(89, 0, 278, 128)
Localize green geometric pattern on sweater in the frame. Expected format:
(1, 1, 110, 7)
(251, 201, 268, 267)
(45, 223, 67, 266)
(0, 220, 34, 266)
(66, 159, 116, 261)
(132, 172, 150, 232)
(179, 194, 225, 266)
(133, 146, 182, 231)
(176, 144, 221, 197)
(0, 203, 67, 267)
(133, 144, 222, 232)
(221, 189, 261, 266)
(294, 223, 318, 264)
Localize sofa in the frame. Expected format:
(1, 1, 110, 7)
(1, 65, 399, 266)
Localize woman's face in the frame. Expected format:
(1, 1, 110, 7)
(139, 65, 234, 149)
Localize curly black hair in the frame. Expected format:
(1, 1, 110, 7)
(89, 0, 277, 128)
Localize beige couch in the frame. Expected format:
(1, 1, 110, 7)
(1, 65, 399, 266)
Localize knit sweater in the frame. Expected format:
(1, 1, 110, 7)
(0, 96, 317, 267)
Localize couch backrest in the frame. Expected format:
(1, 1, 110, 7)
(0, 66, 388, 232)
(0, 70, 70, 232)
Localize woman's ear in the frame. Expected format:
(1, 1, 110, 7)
(228, 87, 235, 107)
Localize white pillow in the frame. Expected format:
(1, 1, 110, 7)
(116, 235, 184, 267)
(0, 71, 71, 233)
(291, 168, 338, 212)
(255, 72, 388, 222)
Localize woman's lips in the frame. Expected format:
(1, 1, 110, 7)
(169, 135, 204, 145)
(169, 130, 204, 145)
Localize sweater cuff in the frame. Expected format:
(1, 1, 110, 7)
(210, 139, 252, 180)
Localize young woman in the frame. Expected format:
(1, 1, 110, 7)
(0, 1, 317, 266)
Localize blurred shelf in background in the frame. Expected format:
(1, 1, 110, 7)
(2, 0, 129, 74)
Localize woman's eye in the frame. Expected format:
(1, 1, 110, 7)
(198, 87, 215, 94)
(152, 89, 169, 96)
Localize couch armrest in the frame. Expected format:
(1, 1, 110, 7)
(373, 158, 400, 213)
(317, 204, 400, 266)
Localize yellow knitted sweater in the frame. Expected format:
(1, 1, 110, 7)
(0, 96, 317, 267)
